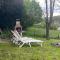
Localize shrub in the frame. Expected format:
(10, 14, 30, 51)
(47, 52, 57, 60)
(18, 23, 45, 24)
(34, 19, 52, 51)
(33, 22, 46, 28)
(50, 24, 57, 30)
(0, 30, 12, 39)
(23, 27, 46, 38)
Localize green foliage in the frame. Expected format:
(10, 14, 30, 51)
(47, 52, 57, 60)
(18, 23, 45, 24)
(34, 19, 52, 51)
(23, 27, 46, 38)
(0, 0, 43, 29)
(0, 0, 23, 29)
(22, 0, 43, 28)
(33, 22, 46, 28)
(50, 24, 57, 30)
(23, 22, 60, 39)
(49, 30, 60, 39)
(0, 30, 12, 39)
(52, 16, 60, 27)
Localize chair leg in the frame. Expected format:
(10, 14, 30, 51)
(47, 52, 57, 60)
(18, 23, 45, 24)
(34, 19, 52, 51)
(29, 42, 31, 47)
(19, 43, 25, 48)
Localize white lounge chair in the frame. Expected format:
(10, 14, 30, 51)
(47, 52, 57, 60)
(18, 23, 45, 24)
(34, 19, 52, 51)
(11, 30, 44, 47)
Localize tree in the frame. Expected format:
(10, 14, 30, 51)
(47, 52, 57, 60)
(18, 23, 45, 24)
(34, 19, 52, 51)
(22, 0, 43, 29)
(0, 0, 43, 29)
(45, 0, 55, 39)
(50, 0, 55, 26)
(45, 0, 49, 39)
(0, 0, 23, 29)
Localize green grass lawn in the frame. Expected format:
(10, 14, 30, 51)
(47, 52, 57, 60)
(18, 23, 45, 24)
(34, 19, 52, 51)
(0, 39, 60, 60)
(1, 22, 60, 60)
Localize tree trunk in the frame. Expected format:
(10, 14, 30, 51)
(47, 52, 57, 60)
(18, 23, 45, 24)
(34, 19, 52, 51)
(45, 0, 49, 39)
(49, 0, 55, 26)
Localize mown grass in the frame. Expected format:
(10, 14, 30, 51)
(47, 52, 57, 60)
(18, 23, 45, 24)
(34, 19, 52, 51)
(0, 39, 60, 60)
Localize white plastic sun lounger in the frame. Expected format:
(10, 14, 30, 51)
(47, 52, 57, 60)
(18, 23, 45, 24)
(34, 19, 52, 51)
(11, 30, 44, 47)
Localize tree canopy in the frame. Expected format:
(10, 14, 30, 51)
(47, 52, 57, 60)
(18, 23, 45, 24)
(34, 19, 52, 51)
(0, 0, 23, 29)
(0, 0, 43, 29)
(22, 0, 43, 28)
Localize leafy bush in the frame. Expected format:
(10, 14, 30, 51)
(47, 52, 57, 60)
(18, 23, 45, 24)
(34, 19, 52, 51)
(33, 22, 46, 28)
(23, 27, 46, 38)
(0, 30, 12, 39)
(0, 0, 23, 29)
(50, 24, 57, 30)
(23, 25, 60, 39)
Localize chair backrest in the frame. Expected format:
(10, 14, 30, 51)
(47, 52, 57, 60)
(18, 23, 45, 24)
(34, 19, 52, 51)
(11, 30, 29, 43)
(14, 30, 21, 38)
(11, 30, 19, 38)
(11, 30, 22, 41)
